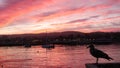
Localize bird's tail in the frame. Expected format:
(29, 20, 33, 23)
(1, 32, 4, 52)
(107, 57, 113, 61)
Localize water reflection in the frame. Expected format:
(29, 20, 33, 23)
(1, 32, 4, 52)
(0, 44, 120, 68)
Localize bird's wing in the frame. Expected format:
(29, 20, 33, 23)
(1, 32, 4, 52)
(94, 48, 109, 58)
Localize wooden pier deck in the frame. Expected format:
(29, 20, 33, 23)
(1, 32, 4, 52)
(85, 63, 120, 68)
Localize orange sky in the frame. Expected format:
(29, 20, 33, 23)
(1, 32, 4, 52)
(0, 0, 120, 34)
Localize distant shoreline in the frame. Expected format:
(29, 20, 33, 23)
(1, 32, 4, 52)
(0, 40, 119, 46)
(0, 31, 120, 46)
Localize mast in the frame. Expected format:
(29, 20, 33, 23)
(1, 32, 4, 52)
(45, 30, 47, 44)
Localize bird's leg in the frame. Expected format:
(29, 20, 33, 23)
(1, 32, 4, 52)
(96, 58, 98, 64)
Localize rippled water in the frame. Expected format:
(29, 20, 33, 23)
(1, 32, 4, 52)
(0, 44, 120, 68)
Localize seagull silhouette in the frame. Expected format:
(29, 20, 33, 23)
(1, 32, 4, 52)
(87, 44, 113, 64)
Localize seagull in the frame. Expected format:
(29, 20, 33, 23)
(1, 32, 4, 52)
(87, 44, 113, 64)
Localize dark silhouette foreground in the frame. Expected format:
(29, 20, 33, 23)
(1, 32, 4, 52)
(87, 44, 113, 64)
(86, 63, 120, 68)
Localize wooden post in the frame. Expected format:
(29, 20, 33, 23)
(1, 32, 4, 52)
(85, 63, 120, 68)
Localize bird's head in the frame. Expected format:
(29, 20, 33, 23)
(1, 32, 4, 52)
(87, 44, 95, 49)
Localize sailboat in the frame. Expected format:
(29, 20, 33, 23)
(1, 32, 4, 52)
(42, 30, 55, 49)
(42, 44, 55, 48)
(24, 43, 31, 48)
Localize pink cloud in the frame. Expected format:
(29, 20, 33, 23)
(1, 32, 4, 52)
(99, 28, 120, 32)
(0, 0, 119, 34)
(0, 0, 55, 27)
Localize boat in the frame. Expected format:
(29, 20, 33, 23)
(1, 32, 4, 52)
(42, 44, 55, 48)
(42, 30, 55, 49)
(24, 44, 31, 48)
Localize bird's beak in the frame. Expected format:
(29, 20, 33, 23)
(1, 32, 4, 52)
(86, 45, 89, 48)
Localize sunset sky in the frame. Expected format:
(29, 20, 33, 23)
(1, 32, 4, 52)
(0, 0, 120, 34)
